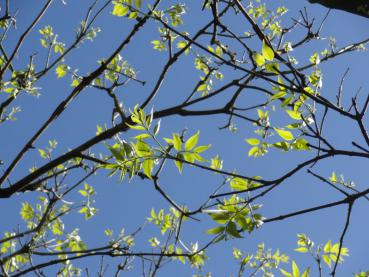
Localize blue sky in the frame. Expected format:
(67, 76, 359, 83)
(1, 0, 369, 276)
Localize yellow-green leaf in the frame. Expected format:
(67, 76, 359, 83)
(301, 267, 311, 277)
(20, 203, 34, 221)
(262, 40, 274, 61)
(194, 144, 211, 153)
(55, 64, 69, 78)
(207, 226, 225, 235)
(52, 220, 64, 236)
(324, 240, 332, 252)
(253, 52, 265, 66)
(112, 3, 129, 17)
(322, 254, 331, 267)
(294, 247, 308, 253)
(143, 158, 154, 179)
(286, 110, 302, 120)
(173, 133, 182, 151)
(185, 131, 200, 150)
(175, 153, 184, 173)
(274, 128, 294, 141)
(292, 261, 300, 277)
(248, 146, 259, 157)
(246, 138, 260, 146)
(270, 91, 286, 101)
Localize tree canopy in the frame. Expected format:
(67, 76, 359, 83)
(0, 0, 368, 276)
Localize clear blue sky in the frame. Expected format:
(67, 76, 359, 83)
(1, 0, 369, 276)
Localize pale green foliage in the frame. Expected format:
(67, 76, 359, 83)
(206, 194, 264, 239)
(0, 0, 367, 275)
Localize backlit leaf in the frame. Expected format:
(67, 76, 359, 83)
(274, 128, 294, 141)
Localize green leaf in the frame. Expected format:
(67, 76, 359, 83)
(246, 138, 260, 146)
(134, 133, 151, 140)
(194, 144, 211, 153)
(262, 40, 275, 61)
(265, 62, 280, 74)
(126, 123, 146, 130)
(292, 261, 300, 277)
(175, 153, 184, 173)
(248, 146, 259, 157)
(274, 128, 294, 141)
(134, 140, 151, 156)
(324, 240, 332, 252)
(215, 46, 223, 57)
(183, 152, 195, 163)
(286, 110, 302, 120)
(209, 212, 231, 224)
(55, 64, 69, 78)
(185, 131, 200, 151)
(273, 141, 289, 151)
(52, 220, 64, 236)
(206, 226, 225, 235)
(38, 149, 47, 159)
(112, 3, 129, 17)
(79, 190, 88, 197)
(40, 39, 48, 48)
(230, 178, 247, 191)
(210, 155, 223, 170)
(108, 145, 125, 161)
(143, 158, 154, 179)
(177, 41, 187, 49)
(301, 267, 311, 277)
(270, 91, 287, 101)
(71, 79, 80, 87)
(329, 172, 337, 183)
(20, 203, 34, 221)
(291, 138, 310, 151)
(193, 153, 207, 163)
(294, 247, 308, 253)
(253, 52, 265, 67)
(196, 83, 207, 92)
(322, 254, 331, 267)
(226, 221, 243, 238)
(173, 133, 182, 151)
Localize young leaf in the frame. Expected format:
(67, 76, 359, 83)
(294, 247, 308, 253)
(301, 268, 311, 277)
(206, 226, 225, 235)
(270, 91, 287, 101)
(20, 203, 34, 221)
(286, 110, 302, 120)
(253, 52, 265, 67)
(262, 40, 275, 61)
(143, 159, 154, 179)
(174, 153, 184, 173)
(292, 261, 300, 277)
(55, 64, 69, 78)
(173, 133, 182, 151)
(246, 138, 260, 146)
(112, 3, 129, 17)
(185, 131, 200, 151)
(248, 146, 259, 157)
(194, 144, 211, 153)
(322, 254, 331, 267)
(274, 128, 294, 141)
(226, 221, 243, 238)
